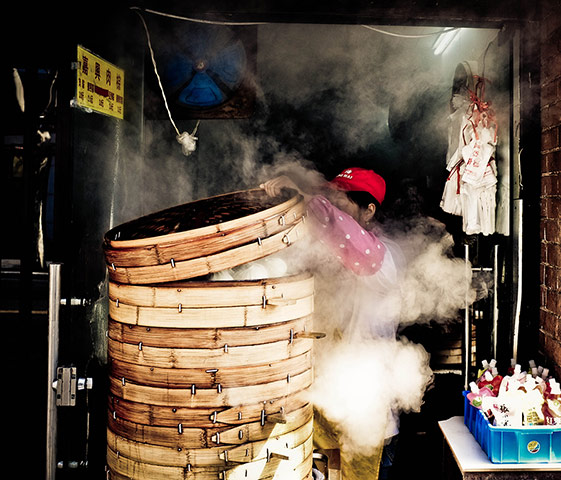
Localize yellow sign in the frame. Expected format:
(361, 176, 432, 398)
(76, 45, 124, 119)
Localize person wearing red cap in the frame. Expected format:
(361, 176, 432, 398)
(261, 167, 392, 277)
(261, 167, 403, 480)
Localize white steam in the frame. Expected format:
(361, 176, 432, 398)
(304, 338, 433, 456)
(391, 216, 477, 326)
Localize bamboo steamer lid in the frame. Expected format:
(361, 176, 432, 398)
(103, 188, 307, 284)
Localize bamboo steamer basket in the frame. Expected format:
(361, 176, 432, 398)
(107, 402, 314, 448)
(107, 273, 317, 479)
(107, 446, 313, 480)
(108, 392, 311, 429)
(103, 188, 307, 284)
(107, 416, 314, 467)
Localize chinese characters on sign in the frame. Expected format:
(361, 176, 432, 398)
(76, 45, 124, 119)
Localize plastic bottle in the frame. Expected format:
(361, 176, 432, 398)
(522, 387, 545, 426)
(477, 360, 490, 381)
(467, 381, 495, 408)
(490, 367, 503, 393)
(513, 364, 526, 383)
(499, 364, 521, 396)
(507, 358, 516, 376)
(533, 376, 547, 396)
(477, 370, 493, 388)
(483, 393, 523, 427)
(477, 370, 503, 396)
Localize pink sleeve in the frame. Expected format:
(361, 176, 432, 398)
(307, 196, 386, 275)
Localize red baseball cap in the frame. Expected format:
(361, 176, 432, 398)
(330, 167, 386, 205)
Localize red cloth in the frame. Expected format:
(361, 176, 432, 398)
(307, 195, 386, 275)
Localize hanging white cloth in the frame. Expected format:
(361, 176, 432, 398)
(440, 76, 499, 236)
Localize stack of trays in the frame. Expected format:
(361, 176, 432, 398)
(104, 189, 316, 479)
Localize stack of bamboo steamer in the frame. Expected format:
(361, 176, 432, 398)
(103, 189, 316, 479)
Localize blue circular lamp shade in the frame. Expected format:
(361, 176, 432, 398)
(163, 29, 248, 109)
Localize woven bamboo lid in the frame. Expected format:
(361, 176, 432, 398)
(103, 188, 307, 284)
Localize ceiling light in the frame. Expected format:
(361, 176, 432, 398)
(432, 28, 461, 55)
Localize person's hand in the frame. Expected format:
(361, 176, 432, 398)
(259, 176, 299, 197)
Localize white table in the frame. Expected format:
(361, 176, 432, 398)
(438, 416, 561, 479)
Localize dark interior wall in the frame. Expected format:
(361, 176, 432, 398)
(539, 0, 561, 380)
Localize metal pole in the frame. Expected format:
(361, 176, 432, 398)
(492, 244, 499, 359)
(513, 199, 523, 362)
(46, 263, 62, 480)
(464, 244, 471, 391)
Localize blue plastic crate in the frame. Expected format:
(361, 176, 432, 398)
(462, 391, 561, 463)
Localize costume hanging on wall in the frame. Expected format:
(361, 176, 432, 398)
(440, 73, 498, 236)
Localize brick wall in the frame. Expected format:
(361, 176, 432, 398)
(540, 0, 561, 379)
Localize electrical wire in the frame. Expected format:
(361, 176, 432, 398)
(133, 9, 180, 136)
(134, 9, 201, 156)
(361, 24, 456, 38)
(130, 6, 455, 39)
(130, 6, 268, 25)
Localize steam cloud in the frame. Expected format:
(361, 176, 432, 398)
(274, 197, 477, 458)
(304, 338, 433, 456)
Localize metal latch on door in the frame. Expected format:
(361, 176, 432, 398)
(52, 367, 93, 407)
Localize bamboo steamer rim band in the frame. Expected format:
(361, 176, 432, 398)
(104, 188, 302, 249)
(108, 334, 313, 369)
(107, 402, 314, 448)
(108, 394, 311, 428)
(107, 315, 313, 349)
(108, 295, 314, 329)
(107, 468, 313, 480)
(109, 368, 313, 408)
(106, 416, 314, 467)
(107, 411, 210, 448)
(105, 471, 312, 480)
(109, 349, 312, 389)
(107, 440, 313, 480)
(108, 272, 314, 308)
(104, 198, 306, 267)
(107, 219, 307, 284)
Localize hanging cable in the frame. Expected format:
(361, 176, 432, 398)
(131, 6, 454, 38)
(130, 6, 268, 26)
(361, 25, 456, 38)
(133, 9, 200, 156)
